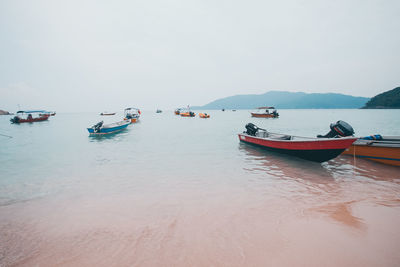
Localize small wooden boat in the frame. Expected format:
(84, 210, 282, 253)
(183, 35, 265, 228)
(199, 113, 210, 118)
(124, 107, 141, 123)
(251, 107, 279, 118)
(342, 135, 400, 166)
(10, 110, 50, 123)
(87, 120, 130, 135)
(239, 122, 357, 162)
(100, 112, 116, 116)
(180, 111, 196, 117)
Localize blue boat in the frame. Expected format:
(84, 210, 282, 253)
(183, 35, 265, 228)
(87, 120, 130, 135)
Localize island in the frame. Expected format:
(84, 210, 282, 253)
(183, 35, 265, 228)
(0, 109, 11, 115)
(362, 87, 400, 109)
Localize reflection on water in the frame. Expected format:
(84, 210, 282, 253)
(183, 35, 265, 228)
(239, 142, 400, 182)
(238, 143, 335, 180)
(310, 201, 365, 230)
(238, 142, 400, 233)
(88, 128, 130, 142)
(332, 155, 400, 181)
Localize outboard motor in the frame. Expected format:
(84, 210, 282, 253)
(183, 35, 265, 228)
(317, 120, 354, 138)
(93, 121, 104, 133)
(10, 116, 20, 123)
(245, 123, 265, 136)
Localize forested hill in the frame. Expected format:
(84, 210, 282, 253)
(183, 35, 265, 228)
(193, 91, 369, 109)
(362, 87, 400, 109)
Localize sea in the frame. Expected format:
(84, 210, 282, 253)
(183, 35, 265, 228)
(1, 109, 400, 266)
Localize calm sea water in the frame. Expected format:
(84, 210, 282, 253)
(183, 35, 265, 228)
(1, 109, 400, 266)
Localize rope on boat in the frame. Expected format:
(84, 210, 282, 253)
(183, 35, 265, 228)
(353, 145, 356, 177)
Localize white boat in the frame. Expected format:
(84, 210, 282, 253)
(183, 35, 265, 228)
(124, 107, 141, 123)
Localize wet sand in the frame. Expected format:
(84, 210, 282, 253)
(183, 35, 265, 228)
(1, 154, 400, 267)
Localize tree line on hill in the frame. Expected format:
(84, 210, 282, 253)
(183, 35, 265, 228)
(193, 87, 400, 110)
(361, 87, 400, 109)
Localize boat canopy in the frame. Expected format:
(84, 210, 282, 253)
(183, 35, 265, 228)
(17, 110, 47, 114)
(257, 106, 275, 109)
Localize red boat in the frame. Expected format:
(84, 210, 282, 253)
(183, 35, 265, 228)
(251, 113, 278, 118)
(239, 122, 357, 162)
(251, 106, 279, 118)
(10, 110, 50, 123)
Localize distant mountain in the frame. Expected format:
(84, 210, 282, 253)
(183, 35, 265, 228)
(193, 91, 369, 109)
(362, 87, 400, 109)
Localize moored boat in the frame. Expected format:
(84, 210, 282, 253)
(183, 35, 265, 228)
(100, 112, 116, 116)
(342, 135, 400, 166)
(124, 107, 141, 123)
(180, 111, 196, 117)
(199, 113, 210, 118)
(10, 110, 50, 123)
(87, 120, 130, 135)
(180, 105, 195, 117)
(251, 107, 279, 118)
(239, 121, 357, 162)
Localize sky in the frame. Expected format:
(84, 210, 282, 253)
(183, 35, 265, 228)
(1, 0, 399, 112)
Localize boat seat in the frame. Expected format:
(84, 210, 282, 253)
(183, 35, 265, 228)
(256, 131, 269, 138)
(269, 134, 292, 140)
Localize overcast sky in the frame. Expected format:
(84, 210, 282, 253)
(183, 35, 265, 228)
(1, 0, 399, 112)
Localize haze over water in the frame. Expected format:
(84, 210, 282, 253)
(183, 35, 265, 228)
(1, 109, 400, 266)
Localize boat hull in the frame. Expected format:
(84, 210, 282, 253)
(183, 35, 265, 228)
(342, 141, 400, 166)
(251, 113, 278, 118)
(180, 112, 195, 117)
(10, 116, 49, 123)
(239, 134, 357, 162)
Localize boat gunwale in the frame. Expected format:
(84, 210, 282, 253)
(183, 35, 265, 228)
(352, 136, 400, 148)
(239, 132, 357, 143)
(352, 141, 400, 148)
(101, 121, 131, 129)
